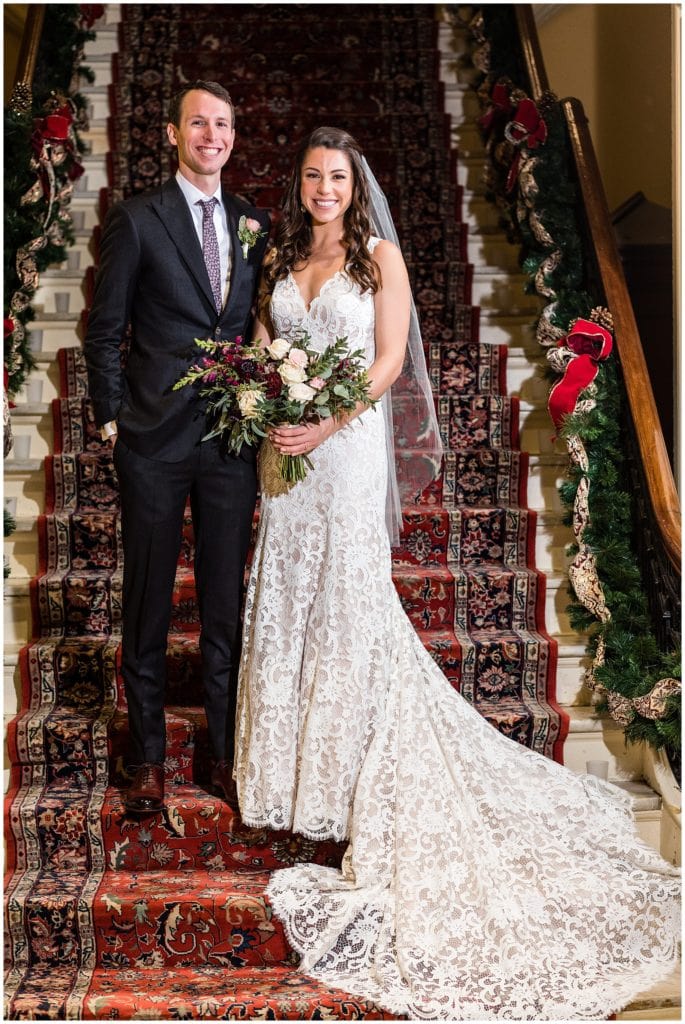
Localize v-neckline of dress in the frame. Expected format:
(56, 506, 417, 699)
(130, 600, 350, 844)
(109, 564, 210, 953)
(288, 268, 345, 314)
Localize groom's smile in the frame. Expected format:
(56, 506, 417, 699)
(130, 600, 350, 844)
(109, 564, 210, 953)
(167, 89, 235, 193)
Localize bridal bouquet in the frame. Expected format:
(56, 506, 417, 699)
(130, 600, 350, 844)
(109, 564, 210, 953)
(174, 332, 376, 483)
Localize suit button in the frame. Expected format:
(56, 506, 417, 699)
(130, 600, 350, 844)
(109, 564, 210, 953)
(214, 327, 221, 340)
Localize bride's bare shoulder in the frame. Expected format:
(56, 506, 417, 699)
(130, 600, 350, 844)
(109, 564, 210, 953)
(370, 238, 408, 281)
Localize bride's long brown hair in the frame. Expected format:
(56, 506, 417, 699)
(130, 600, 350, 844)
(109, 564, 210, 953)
(261, 127, 380, 316)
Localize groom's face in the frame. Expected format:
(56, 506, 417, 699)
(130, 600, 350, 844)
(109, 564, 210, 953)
(167, 89, 235, 189)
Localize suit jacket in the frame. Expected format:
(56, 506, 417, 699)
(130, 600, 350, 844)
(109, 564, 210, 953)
(84, 177, 270, 461)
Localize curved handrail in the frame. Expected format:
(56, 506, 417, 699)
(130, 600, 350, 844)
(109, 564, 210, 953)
(517, 7, 681, 574)
(514, 6, 550, 97)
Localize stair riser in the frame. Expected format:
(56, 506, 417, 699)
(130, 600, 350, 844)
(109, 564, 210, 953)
(80, 118, 108, 150)
(450, 124, 485, 158)
(471, 274, 539, 312)
(443, 88, 481, 121)
(12, 318, 82, 355)
(467, 236, 522, 271)
(33, 281, 87, 317)
(563, 726, 644, 778)
(462, 197, 501, 231)
(553, 652, 592, 706)
(65, 199, 101, 233)
(525, 459, 566, 513)
(4, 593, 32, 649)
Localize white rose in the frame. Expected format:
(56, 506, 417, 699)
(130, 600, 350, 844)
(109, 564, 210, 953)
(288, 382, 317, 403)
(278, 362, 307, 384)
(267, 337, 291, 360)
(286, 347, 308, 369)
(237, 388, 263, 419)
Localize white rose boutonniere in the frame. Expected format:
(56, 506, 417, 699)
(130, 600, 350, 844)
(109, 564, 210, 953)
(237, 215, 266, 260)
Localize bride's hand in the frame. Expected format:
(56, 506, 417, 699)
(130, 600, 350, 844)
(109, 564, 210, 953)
(270, 418, 337, 456)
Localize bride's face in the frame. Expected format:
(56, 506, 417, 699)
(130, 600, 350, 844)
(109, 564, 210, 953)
(300, 147, 354, 227)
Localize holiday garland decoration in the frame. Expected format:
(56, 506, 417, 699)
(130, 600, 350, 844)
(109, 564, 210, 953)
(4, 6, 96, 570)
(4, 5, 96, 400)
(461, 6, 680, 756)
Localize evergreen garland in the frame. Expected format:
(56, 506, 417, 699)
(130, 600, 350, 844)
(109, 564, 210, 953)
(4, 5, 95, 573)
(464, 5, 680, 756)
(4, 4, 94, 397)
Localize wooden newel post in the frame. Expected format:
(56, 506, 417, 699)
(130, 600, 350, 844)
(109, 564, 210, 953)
(9, 4, 46, 113)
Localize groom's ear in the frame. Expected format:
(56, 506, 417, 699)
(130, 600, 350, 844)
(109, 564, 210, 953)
(167, 122, 178, 148)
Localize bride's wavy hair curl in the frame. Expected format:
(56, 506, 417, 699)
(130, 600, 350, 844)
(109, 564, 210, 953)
(263, 127, 379, 304)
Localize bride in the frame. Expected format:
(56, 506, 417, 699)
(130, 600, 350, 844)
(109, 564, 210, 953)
(233, 126, 680, 1020)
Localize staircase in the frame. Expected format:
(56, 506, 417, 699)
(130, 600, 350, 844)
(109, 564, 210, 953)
(4, 4, 679, 1019)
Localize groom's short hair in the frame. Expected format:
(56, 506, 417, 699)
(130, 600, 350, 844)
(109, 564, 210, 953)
(168, 80, 235, 128)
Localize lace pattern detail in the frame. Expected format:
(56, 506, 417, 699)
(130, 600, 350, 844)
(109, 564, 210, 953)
(236, 246, 680, 1018)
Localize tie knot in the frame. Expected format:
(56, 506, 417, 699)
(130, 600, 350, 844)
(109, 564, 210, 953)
(198, 197, 218, 217)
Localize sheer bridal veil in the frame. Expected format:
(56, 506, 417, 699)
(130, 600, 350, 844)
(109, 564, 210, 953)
(362, 156, 444, 546)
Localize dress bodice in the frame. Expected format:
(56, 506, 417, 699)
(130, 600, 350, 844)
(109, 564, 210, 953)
(269, 236, 381, 364)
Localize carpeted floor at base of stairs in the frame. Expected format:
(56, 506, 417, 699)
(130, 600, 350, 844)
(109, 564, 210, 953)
(4, 4, 566, 1017)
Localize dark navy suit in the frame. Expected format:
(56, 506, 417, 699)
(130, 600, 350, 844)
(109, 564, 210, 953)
(84, 177, 270, 765)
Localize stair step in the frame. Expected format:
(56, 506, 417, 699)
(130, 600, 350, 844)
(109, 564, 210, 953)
(616, 964, 681, 1021)
(563, 706, 644, 778)
(7, 964, 394, 1020)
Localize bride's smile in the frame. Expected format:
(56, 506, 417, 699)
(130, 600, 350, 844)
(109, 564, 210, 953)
(300, 146, 353, 225)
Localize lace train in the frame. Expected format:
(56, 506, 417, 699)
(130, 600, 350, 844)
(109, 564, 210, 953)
(266, 599, 680, 1020)
(237, 249, 680, 1020)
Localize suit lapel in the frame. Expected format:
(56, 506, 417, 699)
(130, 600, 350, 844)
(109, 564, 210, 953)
(221, 190, 248, 318)
(150, 178, 217, 313)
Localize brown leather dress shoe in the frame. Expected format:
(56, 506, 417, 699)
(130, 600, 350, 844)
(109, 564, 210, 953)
(124, 762, 165, 815)
(211, 760, 240, 812)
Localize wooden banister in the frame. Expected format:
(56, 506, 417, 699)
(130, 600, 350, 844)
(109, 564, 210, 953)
(516, 7, 681, 575)
(9, 4, 45, 112)
(562, 98, 680, 571)
(514, 6, 550, 97)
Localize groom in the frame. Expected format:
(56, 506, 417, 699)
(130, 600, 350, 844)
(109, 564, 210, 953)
(84, 80, 269, 814)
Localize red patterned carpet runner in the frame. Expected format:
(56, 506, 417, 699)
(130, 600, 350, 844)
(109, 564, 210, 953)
(5, 4, 567, 1017)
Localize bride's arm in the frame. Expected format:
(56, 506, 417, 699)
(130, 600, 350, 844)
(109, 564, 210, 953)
(271, 240, 409, 456)
(252, 250, 276, 346)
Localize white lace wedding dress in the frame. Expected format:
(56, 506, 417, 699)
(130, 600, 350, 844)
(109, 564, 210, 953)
(234, 239, 680, 1020)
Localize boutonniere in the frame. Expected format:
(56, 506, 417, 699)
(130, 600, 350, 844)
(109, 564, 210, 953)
(237, 215, 266, 260)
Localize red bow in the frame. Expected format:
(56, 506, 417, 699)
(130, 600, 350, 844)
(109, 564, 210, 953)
(80, 4, 105, 28)
(504, 99, 547, 192)
(478, 82, 513, 136)
(548, 319, 613, 432)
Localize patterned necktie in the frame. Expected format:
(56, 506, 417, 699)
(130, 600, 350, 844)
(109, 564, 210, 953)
(198, 197, 223, 312)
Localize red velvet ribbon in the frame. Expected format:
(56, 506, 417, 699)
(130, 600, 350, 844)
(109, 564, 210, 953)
(478, 81, 513, 136)
(548, 319, 613, 431)
(4, 319, 16, 407)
